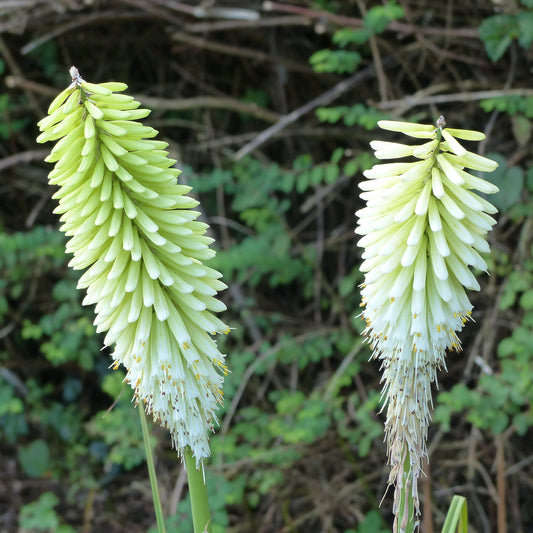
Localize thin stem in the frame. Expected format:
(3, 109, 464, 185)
(139, 406, 167, 533)
(184, 448, 212, 533)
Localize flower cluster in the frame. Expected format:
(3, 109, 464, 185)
(355, 117, 498, 522)
(37, 67, 229, 464)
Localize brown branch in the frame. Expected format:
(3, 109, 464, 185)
(376, 88, 533, 112)
(20, 10, 148, 55)
(356, 0, 387, 102)
(233, 55, 397, 160)
(0, 150, 50, 172)
(264, 1, 479, 38)
(6, 75, 280, 123)
(496, 435, 507, 533)
(0, 35, 44, 117)
(134, 94, 281, 123)
(185, 15, 311, 33)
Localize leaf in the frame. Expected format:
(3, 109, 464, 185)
(364, 3, 405, 34)
(309, 49, 361, 74)
(517, 12, 533, 48)
(519, 289, 533, 310)
(479, 14, 518, 62)
(332, 27, 371, 47)
(18, 439, 50, 477)
(511, 114, 532, 146)
(526, 167, 533, 192)
(485, 153, 524, 212)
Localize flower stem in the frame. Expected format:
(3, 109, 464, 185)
(139, 406, 167, 533)
(396, 449, 416, 533)
(184, 448, 213, 533)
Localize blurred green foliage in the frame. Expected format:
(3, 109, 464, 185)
(435, 142, 533, 441)
(479, 2, 533, 61)
(18, 492, 76, 533)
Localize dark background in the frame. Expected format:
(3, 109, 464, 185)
(1, 1, 533, 532)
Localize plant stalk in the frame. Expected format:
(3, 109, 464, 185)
(396, 447, 416, 533)
(139, 406, 167, 533)
(184, 448, 213, 533)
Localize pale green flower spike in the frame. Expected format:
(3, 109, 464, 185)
(356, 116, 499, 527)
(37, 67, 230, 466)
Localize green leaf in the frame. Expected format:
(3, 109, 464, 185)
(479, 14, 517, 61)
(344, 160, 359, 177)
(309, 49, 361, 74)
(333, 27, 371, 46)
(18, 439, 50, 477)
(441, 495, 468, 533)
(486, 153, 524, 212)
(519, 289, 533, 310)
(330, 147, 344, 164)
(511, 114, 532, 146)
(364, 3, 405, 34)
(517, 12, 533, 48)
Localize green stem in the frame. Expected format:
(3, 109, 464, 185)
(184, 448, 212, 533)
(139, 407, 167, 533)
(396, 448, 416, 533)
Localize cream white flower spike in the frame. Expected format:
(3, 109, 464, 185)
(37, 67, 230, 466)
(356, 116, 498, 524)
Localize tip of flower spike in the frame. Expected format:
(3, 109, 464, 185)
(69, 66, 84, 86)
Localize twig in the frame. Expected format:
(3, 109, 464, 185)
(0, 150, 50, 172)
(134, 94, 281, 123)
(496, 435, 507, 533)
(263, 1, 479, 38)
(376, 88, 533, 111)
(233, 55, 396, 160)
(5, 74, 280, 123)
(0, 36, 43, 117)
(185, 15, 310, 33)
(356, 0, 387, 102)
(168, 29, 311, 73)
(20, 10, 147, 55)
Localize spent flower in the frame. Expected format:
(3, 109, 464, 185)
(355, 116, 498, 525)
(37, 67, 229, 465)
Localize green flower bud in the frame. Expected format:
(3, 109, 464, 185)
(37, 67, 230, 465)
(356, 117, 498, 522)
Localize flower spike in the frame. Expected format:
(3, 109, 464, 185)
(356, 117, 498, 525)
(37, 67, 230, 466)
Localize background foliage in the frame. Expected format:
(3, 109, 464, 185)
(1, 1, 532, 532)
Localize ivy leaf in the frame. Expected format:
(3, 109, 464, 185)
(333, 27, 371, 46)
(485, 153, 524, 212)
(479, 14, 518, 61)
(511, 114, 532, 146)
(517, 12, 533, 48)
(364, 3, 405, 34)
(309, 49, 361, 74)
(519, 289, 533, 310)
(18, 439, 50, 477)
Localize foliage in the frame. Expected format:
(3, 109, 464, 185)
(435, 163, 533, 437)
(312, 0, 405, 71)
(18, 492, 76, 533)
(0, 224, 145, 494)
(479, 5, 533, 61)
